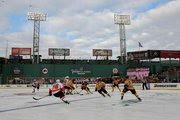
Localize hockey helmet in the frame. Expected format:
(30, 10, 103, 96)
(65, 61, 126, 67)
(56, 79, 60, 83)
(65, 76, 69, 79)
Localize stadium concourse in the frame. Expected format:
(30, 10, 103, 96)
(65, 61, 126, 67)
(0, 85, 180, 120)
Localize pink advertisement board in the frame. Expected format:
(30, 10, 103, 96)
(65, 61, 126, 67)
(127, 68, 149, 79)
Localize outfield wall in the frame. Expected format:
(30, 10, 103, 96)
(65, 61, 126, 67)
(1, 64, 126, 84)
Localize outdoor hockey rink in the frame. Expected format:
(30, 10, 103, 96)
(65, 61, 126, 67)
(0, 88, 180, 120)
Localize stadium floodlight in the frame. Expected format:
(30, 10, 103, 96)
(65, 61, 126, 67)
(27, 12, 47, 64)
(27, 12, 47, 21)
(114, 14, 130, 25)
(114, 14, 131, 64)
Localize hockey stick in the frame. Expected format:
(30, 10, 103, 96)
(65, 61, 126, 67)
(73, 89, 83, 95)
(88, 90, 93, 94)
(33, 95, 70, 104)
(117, 87, 121, 93)
(61, 99, 70, 104)
(33, 95, 49, 100)
(77, 90, 83, 95)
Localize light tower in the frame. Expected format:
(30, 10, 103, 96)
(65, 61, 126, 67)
(114, 14, 130, 64)
(27, 12, 47, 63)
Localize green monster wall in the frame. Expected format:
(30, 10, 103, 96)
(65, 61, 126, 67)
(2, 64, 126, 83)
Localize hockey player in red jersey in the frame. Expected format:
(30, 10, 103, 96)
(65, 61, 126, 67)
(49, 79, 70, 104)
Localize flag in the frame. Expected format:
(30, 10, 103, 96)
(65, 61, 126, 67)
(138, 42, 143, 47)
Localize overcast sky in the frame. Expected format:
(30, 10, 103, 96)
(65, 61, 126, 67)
(0, 0, 179, 59)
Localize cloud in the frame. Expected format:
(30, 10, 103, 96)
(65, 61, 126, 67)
(0, 18, 9, 32)
(127, 0, 180, 51)
(0, 0, 179, 59)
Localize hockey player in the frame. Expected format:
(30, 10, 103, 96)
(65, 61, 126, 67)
(95, 79, 110, 97)
(32, 79, 40, 93)
(111, 77, 121, 92)
(64, 77, 77, 94)
(64, 76, 69, 84)
(49, 79, 70, 104)
(80, 81, 93, 94)
(121, 76, 142, 101)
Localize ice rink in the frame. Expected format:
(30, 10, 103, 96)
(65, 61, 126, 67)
(0, 88, 180, 120)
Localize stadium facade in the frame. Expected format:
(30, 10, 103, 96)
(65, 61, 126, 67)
(0, 50, 180, 84)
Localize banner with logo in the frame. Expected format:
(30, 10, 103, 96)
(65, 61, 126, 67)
(127, 68, 149, 79)
(70, 65, 92, 77)
(93, 49, 112, 56)
(49, 48, 70, 56)
(12, 48, 31, 56)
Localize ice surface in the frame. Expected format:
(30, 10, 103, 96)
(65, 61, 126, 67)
(0, 88, 180, 120)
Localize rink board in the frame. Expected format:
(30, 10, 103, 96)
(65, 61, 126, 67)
(0, 83, 180, 90)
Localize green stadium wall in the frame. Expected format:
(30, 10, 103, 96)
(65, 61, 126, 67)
(1, 64, 126, 84)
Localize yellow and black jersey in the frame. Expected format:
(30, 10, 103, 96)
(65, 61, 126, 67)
(112, 79, 120, 85)
(124, 79, 134, 89)
(81, 82, 88, 89)
(65, 80, 75, 89)
(95, 81, 106, 91)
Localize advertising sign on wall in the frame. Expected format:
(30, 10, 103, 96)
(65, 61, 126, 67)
(127, 51, 149, 60)
(127, 68, 150, 79)
(70, 65, 92, 76)
(93, 49, 112, 56)
(12, 48, 31, 56)
(49, 48, 70, 56)
(160, 50, 180, 58)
